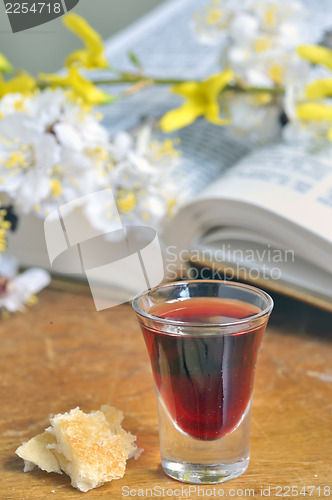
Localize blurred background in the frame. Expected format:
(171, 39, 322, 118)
(0, 0, 166, 74)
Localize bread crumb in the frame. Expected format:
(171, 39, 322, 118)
(16, 406, 142, 492)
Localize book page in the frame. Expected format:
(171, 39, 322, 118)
(194, 239, 332, 300)
(164, 142, 332, 275)
(200, 144, 332, 245)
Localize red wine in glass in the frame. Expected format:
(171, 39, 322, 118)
(142, 297, 265, 440)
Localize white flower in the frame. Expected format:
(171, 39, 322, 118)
(228, 13, 259, 46)
(0, 114, 59, 212)
(0, 89, 112, 215)
(207, 0, 311, 144)
(110, 131, 133, 161)
(0, 90, 182, 236)
(247, 0, 308, 41)
(83, 188, 122, 235)
(84, 126, 181, 233)
(224, 93, 282, 144)
(193, 0, 309, 49)
(223, 42, 309, 88)
(195, 0, 310, 89)
(0, 255, 50, 314)
(0, 93, 33, 116)
(191, 0, 239, 45)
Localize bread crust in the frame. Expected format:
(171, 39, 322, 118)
(16, 405, 142, 492)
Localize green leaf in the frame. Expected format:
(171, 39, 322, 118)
(128, 50, 143, 71)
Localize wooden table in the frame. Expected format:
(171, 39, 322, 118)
(1, 286, 331, 500)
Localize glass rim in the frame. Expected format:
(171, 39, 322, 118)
(132, 280, 274, 329)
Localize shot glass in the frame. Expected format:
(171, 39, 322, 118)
(132, 280, 273, 484)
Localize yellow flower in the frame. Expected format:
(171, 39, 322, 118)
(304, 79, 332, 99)
(297, 45, 332, 98)
(63, 13, 109, 70)
(0, 72, 36, 98)
(296, 45, 332, 141)
(296, 102, 332, 121)
(160, 70, 234, 132)
(296, 102, 332, 144)
(297, 45, 332, 71)
(0, 53, 13, 74)
(39, 66, 114, 105)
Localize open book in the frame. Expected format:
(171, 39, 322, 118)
(163, 143, 332, 312)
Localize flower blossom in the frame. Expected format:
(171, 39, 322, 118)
(39, 14, 112, 105)
(84, 126, 182, 232)
(160, 70, 234, 132)
(0, 89, 112, 215)
(39, 66, 114, 105)
(0, 72, 36, 100)
(63, 13, 109, 70)
(0, 89, 182, 236)
(283, 45, 332, 146)
(192, 0, 238, 45)
(193, 0, 310, 144)
(0, 255, 50, 316)
(222, 93, 282, 144)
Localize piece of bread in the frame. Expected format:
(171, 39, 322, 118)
(100, 404, 141, 459)
(15, 429, 61, 474)
(16, 405, 142, 492)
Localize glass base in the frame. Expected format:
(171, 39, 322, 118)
(162, 457, 249, 484)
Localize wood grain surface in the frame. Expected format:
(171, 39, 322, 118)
(0, 287, 331, 500)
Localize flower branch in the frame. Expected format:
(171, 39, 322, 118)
(92, 74, 286, 95)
